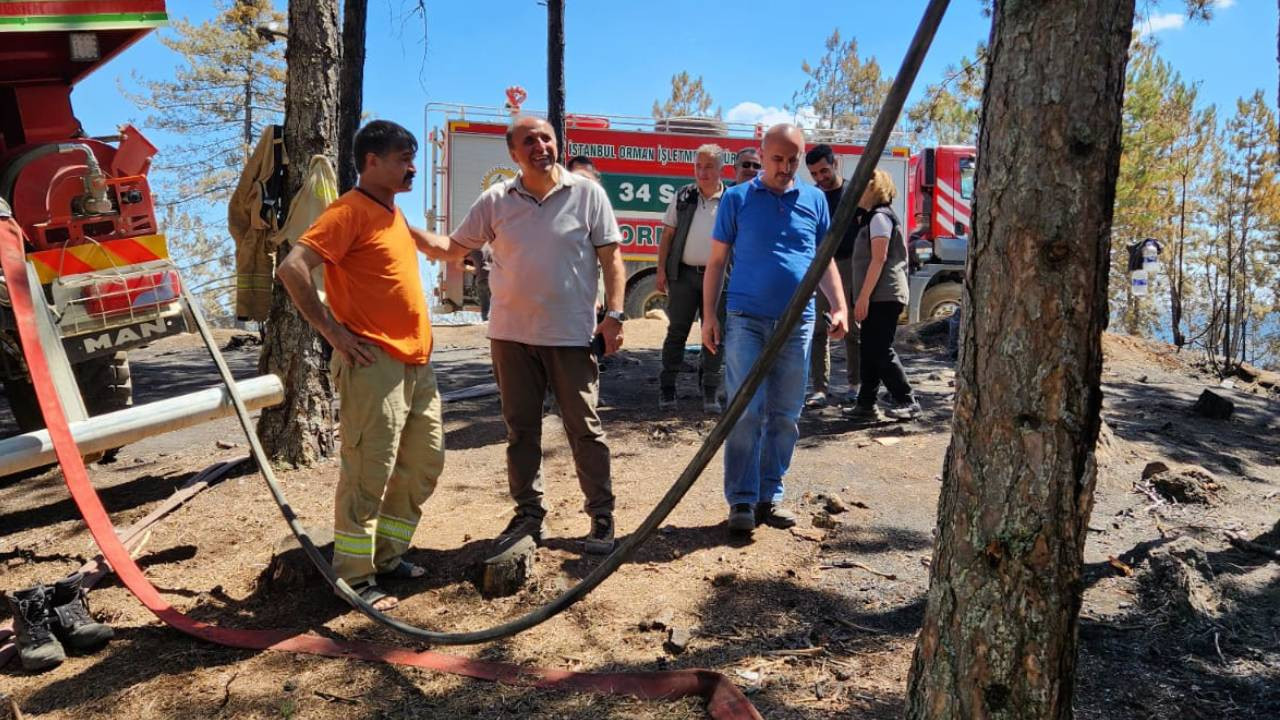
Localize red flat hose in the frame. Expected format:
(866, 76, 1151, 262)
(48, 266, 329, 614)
(0, 215, 761, 719)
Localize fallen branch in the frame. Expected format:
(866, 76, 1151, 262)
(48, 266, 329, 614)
(819, 559, 898, 580)
(2, 694, 25, 720)
(1224, 531, 1280, 563)
(765, 647, 825, 658)
(826, 616, 889, 635)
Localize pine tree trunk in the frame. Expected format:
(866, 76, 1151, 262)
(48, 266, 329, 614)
(256, 0, 341, 466)
(337, 0, 366, 193)
(905, 2, 1136, 718)
(546, 0, 566, 155)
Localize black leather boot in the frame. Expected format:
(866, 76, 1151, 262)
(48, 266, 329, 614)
(3, 585, 66, 671)
(49, 572, 114, 651)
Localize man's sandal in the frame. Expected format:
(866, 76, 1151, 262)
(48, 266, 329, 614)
(346, 581, 398, 611)
(377, 559, 427, 580)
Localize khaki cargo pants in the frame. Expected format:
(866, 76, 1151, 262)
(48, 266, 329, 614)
(331, 345, 444, 586)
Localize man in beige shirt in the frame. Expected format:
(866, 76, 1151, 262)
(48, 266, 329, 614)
(416, 116, 626, 554)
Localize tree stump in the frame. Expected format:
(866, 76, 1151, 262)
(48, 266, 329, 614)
(256, 527, 334, 594)
(476, 535, 536, 598)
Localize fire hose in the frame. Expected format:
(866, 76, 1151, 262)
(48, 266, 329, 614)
(2, 0, 946, 712)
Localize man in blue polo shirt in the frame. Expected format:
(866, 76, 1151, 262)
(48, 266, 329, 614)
(701, 123, 849, 534)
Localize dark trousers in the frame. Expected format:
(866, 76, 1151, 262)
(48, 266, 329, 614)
(856, 301, 913, 407)
(660, 264, 724, 392)
(811, 256, 861, 391)
(490, 339, 613, 519)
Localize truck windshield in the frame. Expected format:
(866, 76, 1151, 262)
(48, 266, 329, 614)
(959, 156, 976, 199)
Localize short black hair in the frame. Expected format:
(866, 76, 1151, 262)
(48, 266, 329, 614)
(567, 155, 595, 171)
(805, 143, 835, 167)
(353, 120, 418, 172)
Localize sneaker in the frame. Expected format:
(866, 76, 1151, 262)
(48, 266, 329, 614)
(498, 512, 543, 546)
(844, 402, 884, 422)
(702, 388, 722, 414)
(659, 387, 677, 410)
(885, 397, 922, 421)
(843, 386, 861, 406)
(804, 390, 828, 408)
(727, 503, 756, 533)
(583, 514, 615, 554)
(755, 502, 797, 529)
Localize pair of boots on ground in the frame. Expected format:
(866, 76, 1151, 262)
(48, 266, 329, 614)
(4, 572, 114, 672)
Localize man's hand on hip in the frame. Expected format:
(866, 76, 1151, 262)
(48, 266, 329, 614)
(326, 322, 377, 367)
(595, 315, 624, 355)
(702, 316, 721, 354)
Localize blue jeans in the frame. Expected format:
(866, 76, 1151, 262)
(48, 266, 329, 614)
(722, 311, 813, 506)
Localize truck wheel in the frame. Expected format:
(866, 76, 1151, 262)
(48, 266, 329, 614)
(624, 274, 667, 320)
(920, 282, 963, 321)
(76, 352, 133, 416)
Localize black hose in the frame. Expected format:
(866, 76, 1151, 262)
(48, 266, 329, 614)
(193, 0, 951, 645)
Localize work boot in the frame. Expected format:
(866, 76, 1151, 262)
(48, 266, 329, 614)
(659, 387, 677, 410)
(497, 511, 543, 546)
(4, 585, 66, 672)
(583, 514, 615, 555)
(755, 502, 798, 529)
(727, 503, 756, 534)
(702, 387, 722, 414)
(49, 572, 113, 651)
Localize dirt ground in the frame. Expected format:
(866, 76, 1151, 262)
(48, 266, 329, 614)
(1, 319, 1277, 719)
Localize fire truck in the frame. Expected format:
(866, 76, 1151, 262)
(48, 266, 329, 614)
(427, 101, 913, 320)
(904, 145, 977, 323)
(0, 1, 188, 432)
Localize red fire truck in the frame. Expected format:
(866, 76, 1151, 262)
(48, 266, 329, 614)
(904, 145, 977, 323)
(427, 102, 912, 319)
(0, 1, 186, 431)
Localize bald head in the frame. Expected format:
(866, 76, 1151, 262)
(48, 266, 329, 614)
(506, 115, 558, 176)
(759, 123, 805, 193)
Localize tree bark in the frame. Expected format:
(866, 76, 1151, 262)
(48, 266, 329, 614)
(905, 2, 1136, 719)
(546, 0, 567, 157)
(337, 0, 367, 193)
(256, 0, 341, 466)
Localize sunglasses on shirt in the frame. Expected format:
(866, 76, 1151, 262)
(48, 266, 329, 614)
(738, 161, 761, 169)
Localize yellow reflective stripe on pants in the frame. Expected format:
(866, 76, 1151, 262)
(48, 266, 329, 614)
(333, 530, 373, 557)
(375, 514, 416, 544)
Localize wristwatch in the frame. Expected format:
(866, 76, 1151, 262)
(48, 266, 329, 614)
(604, 310, 626, 323)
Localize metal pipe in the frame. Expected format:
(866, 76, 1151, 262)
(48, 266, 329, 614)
(0, 374, 283, 476)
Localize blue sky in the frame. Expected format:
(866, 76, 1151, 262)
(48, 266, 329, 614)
(70, 0, 1270, 228)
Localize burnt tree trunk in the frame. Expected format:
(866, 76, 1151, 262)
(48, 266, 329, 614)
(337, 0, 367, 193)
(546, 0, 566, 157)
(905, 2, 1136, 719)
(256, 0, 341, 466)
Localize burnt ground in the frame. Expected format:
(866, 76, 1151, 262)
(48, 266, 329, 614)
(0, 321, 1277, 719)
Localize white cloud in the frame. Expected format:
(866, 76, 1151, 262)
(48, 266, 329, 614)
(1213, 0, 1236, 9)
(725, 101, 819, 129)
(1138, 11, 1186, 36)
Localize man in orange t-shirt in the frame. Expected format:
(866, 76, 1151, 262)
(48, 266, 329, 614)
(277, 120, 442, 611)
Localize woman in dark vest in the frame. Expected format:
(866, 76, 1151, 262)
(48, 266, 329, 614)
(845, 169, 920, 421)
